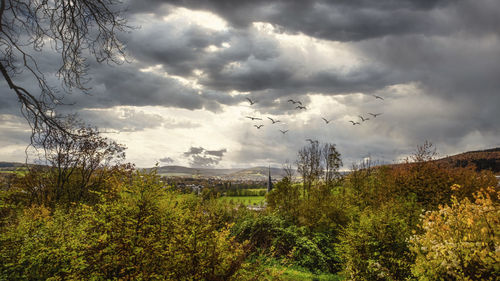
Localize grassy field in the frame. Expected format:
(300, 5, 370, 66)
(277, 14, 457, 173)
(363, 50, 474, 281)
(0, 169, 27, 176)
(219, 196, 265, 205)
(266, 264, 343, 281)
(281, 269, 342, 281)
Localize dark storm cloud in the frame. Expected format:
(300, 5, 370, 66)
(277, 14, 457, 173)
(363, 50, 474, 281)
(205, 148, 227, 157)
(2, 0, 497, 115)
(136, 0, 458, 42)
(2, 0, 500, 167)
(190, 155, 220, 167)
(352, 33, 500, 139)
(123, 23, 230, 76)
(121, 18, 285, 93)
(159, 157, 174, 164)
(55, 59, 238, 112)
(117, 14, 403, 110)
(123, 0, 500, 104)
(183, 146, 205, 156)
(182, 146, 227, 167)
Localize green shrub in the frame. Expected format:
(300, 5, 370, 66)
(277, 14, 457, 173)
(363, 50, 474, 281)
(0, 171, 248, 280)
(337, 199, 419, 280)
(233, 213, 340, 273)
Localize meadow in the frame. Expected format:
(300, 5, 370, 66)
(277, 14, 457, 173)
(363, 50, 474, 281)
(218, 195, 266, 205)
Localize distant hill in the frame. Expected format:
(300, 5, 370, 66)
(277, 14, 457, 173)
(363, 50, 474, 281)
(435, 147, 500, 174)
(227, 167, 285, 180)
(153, 165, 234, 177)
(0, 162, 25, 169)
(151, 165, 286, 180)
(0, 161, 287, 180)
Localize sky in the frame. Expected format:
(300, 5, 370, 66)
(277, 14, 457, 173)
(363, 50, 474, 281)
(1, 0, 499, 168)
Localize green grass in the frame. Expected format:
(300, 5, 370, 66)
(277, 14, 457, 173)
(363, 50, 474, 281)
(219, 196, 265, 205)
(0, 170, 27, 176)
(265, 264, 343, 281)
(281, 268, 342, 281)
(247, 188, 267, 192)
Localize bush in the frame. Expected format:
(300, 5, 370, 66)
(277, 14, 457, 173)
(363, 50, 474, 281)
(410, 187, 500, 280)
(233, 212, 340, 273)
(387, 161, 497, 210)
(337, 198, 420, 280)
(0, 171, 249, 280)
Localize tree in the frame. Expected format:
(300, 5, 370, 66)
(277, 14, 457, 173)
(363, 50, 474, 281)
(410, 187, 499, 280)
(0, 0, 128, 136)
(322, 143, 342, 187)
(337, 199, 419, 281)
(266, 177, 301, 218)
(20, 117, 127, 206)
(410, 140, 437, 163)
(296, 141, 323, 197)
(296, 142, 342, 197)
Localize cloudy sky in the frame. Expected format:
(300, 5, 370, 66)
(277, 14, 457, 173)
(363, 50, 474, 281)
(1, 0, 499, 168)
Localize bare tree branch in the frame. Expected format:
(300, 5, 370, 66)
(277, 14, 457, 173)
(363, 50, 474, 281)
(0, 0, 130, 142)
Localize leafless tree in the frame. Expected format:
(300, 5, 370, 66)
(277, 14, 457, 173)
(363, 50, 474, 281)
(410, 140, 437, 163)
(296, 141, 323, 197)
(0, 0, 129, 139)
(322, 143, 342, 187)
(282, 160, 295, 181)
(296, 141, 343, 197)
(24, 116, 127, 205)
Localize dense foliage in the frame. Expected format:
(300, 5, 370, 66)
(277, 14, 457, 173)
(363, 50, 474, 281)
(1, 139, 498, 280)
(410, 187, 499, 280)
(0, 171, 251, 280)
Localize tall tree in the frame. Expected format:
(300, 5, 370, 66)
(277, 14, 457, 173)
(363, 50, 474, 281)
(322, 143, 342, 187)
(296, 141, 323, 197)
(296, 142, 342, 197)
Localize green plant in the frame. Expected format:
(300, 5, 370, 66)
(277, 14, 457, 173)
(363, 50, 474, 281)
(410, 187, 500, 280)
(337, 199, 419, 280)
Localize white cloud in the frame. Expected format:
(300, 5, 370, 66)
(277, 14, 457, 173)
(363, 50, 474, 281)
(163, 7, 228, 31)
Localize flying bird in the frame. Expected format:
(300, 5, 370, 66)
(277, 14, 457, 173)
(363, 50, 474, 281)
(372, 95, 384, 100)
(287, 99, 302, 105)
(358, 115, 370, 122)
(368, 113, 383, 118)
(267, 117, 281, 124)
(279, 130, 289, 134)
(246, 97, 256, 105)
(246, 116, 262, 121)
(321, 117, 332, 124)
(254, 124, 264, 129)
(349, 120, 360, 125)
(296, 105, 307, 110)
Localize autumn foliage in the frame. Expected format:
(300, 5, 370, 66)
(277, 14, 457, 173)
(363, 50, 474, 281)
(410, 187, 499, 280)
(1, 139, 499, 280)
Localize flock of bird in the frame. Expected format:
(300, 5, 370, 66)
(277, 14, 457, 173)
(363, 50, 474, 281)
(244, 95, 384, 137)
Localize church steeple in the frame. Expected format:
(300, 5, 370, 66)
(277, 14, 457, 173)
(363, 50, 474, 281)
(267, 165, 273, 192)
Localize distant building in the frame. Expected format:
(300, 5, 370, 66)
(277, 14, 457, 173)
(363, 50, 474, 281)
(187, 184, 203, 195)
(267, 166, 273, 192)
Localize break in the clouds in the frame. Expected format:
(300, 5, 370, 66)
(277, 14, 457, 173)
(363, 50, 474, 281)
(1, 0, 499, 167)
